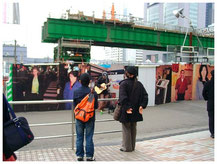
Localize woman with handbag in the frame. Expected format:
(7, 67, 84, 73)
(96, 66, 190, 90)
(118, 66, 148, 152)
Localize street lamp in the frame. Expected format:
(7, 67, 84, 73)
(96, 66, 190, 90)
(173, 8, 203, 48)
(173, 8, 184, 18)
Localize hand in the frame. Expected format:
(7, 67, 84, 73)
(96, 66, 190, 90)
(100, 84, 106, 89)
(139, 106, 143, 115)
(57, 89, 60, 94)
(126, 108, 133, 114)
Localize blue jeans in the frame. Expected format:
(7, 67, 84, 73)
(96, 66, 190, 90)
(75, 119, 95, 157)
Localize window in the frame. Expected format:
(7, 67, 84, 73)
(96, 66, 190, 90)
(163, 53, 175, 62)
(164, 3, 178, 25)
(148, 5, 160, 23)
(189, 3, 198, 28)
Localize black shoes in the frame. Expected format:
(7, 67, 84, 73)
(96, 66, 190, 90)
(77, 157, 84, 161)
(211, 134, 214, 138)
(77, 157, 95, 161)
(120, 148, 125, 152)
(120, 148, 133, 152)
(86, 157, 95, 161)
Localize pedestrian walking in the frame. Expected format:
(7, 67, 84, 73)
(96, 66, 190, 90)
(73, 73, 98, 161)
(118, 66, 148, 152)
(202, 70, 215, 138)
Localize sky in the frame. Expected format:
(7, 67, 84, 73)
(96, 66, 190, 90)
(1, 0, 145, 59)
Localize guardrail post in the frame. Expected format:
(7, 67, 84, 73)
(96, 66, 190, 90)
(72, 109, 75, 150)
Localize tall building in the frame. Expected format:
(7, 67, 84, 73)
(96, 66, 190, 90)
(206, 3, 214, 27)
(3, 1, 20, 24)
(104, 47, 124, 62)
(144, 3, 214, 28)
(147, 3, 164, 23)
(135, 49, 144, 63)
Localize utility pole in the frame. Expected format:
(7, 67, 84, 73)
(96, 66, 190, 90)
(14, 40, 17, 64)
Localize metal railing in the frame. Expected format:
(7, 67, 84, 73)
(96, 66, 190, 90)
(9, 98, 119, 150)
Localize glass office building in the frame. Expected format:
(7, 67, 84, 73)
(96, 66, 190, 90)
(189, 3, 198, 27)
(144, 3, 214, 28)
(147, 4, 160, 23)
(164, 3, 178, 25)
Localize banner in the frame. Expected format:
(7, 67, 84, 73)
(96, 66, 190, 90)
(192, 64, 214, 100)
(12, 63, 126, 111)
(171, 64, 193, 102)
(155, 65, 172, 104)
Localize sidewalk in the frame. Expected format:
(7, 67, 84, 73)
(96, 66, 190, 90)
(15, 130, 214, 161)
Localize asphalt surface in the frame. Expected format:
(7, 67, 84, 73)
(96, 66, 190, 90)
(16, 100, 209, 151)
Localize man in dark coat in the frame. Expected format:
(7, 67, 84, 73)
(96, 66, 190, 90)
(119, 66, 148, 152)
(203, 70, 214, 138)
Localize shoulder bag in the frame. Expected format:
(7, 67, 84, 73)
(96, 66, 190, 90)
(3, 95, 34, 152)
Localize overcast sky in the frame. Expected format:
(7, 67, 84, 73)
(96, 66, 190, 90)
(1, 0, 145, 59)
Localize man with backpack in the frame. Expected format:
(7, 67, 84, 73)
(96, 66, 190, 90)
(73, 73, 98, 161)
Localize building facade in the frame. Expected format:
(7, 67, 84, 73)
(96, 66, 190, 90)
(3, 44, 27, 75)
(143, 2, 214, 64)
(206, 3, 215, 27)
(144, 3, 214, 28)
(104, 47, 124, 62)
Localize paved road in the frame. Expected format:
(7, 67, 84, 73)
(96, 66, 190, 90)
(16, 100, 208, 151)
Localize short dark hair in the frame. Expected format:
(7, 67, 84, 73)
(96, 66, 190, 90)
(80, 73, 90, 87)
(68, 71, 79, 77)
(180, 70, 185, 73)
(125, 66, 137, 76)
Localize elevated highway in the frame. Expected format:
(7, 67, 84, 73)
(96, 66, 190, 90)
(42, 17, 214, 51)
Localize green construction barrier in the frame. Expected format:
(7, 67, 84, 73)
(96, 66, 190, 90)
(6, 64, 13, 101)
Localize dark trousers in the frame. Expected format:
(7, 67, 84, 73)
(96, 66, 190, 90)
(177, 93, 185, 101)
(26, 93, 42, 111)
(208, 110, 214, 135)
(121, 122, 137, 152)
